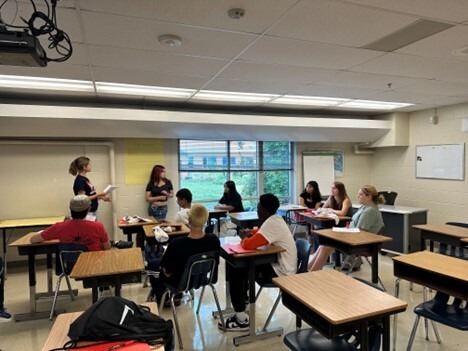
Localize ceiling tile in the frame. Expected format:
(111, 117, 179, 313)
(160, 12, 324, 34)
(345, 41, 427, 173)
(344, 0, 468, 23)
(371, 90, 468, 105)
(219, 61, 339, 83)
(239, 36, 383, 69)
(78, 0, 298, 34)
(351, 52, 468, 79)
(88, 45, 229, 77)
(396, 79, 468, 96)
(268, 0, 417, 47)
(396, 25, 468, 61)
(291, 84, 386, 100)
(92, 67, 210, 89)
(204, 78, 301, 94)
(315, 71, 427, 90)
(0, 64, 92, 81)
(81, 11, 257, 59)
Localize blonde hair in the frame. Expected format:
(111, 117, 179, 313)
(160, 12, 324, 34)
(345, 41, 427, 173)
(188, 203, 209, 227)
(69, 156, 90, 176)
(361, 185, 385, 204)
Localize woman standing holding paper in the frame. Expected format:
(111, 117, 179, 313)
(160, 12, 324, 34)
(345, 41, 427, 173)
(69, 156, 110, 214)
(307, 185, 384, 272)
(146, 165, 174, 220)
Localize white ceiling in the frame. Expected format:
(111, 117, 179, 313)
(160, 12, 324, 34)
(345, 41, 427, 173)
(1, 0, 468, 140)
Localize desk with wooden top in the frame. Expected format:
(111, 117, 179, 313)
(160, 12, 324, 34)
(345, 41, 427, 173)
(0, 216, 64, 276)
(312, 228, 392, 284)
(274, 270, 407, 351)
(8, 232, 75, 321)
(229, 211, 261, 229)
(301, 212, 351, 230)
(462, 237, 468, 247)
(413, 224, 468, 252)
(42, 302, 164, 351)
(393, 251, 468, 301)
(117, 216, 158, 248)
(276, 204, 308, 218)
(220, 242, 286, 346)
(143, 222, 190, 242)
(70, 248, 144, 303)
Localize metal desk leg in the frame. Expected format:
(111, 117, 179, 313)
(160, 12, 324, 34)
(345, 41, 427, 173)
(2, 229, 6, 278)
(371, 247, 379, 284)
(393, 279, 400, 351)
(383, 316, 390, 351)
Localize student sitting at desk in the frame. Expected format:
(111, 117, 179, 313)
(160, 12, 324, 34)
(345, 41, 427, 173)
(30, 195, 111, 251)
(299, 180, 322, 210)
(214, 180, 245, 236)
(173, 188, 192, 226)
(150, 203, 220, 306)
(220, 193, 297, 332)
(308, 185, 384, 272)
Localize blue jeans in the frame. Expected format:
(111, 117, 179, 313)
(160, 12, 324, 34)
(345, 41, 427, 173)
(148, 205, 168, 220)
(0, 257, 4, 309)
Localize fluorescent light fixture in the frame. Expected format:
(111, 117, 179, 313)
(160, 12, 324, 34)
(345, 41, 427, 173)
(337, 99, 413, 110)
(191, 90, 279, 103)
(96, 82, 195, 98)
(270, 95, 350, 106)
(0, 74, 94, 92)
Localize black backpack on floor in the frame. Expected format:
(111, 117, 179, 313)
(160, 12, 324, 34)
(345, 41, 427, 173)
(66, 296, 173, 350)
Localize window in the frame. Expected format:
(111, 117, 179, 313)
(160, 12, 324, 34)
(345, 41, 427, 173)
(179, 140, 293, 207)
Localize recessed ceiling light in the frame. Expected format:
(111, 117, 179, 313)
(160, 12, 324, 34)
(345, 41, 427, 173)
(0, 74, 94, 92)
(158, 34, 182, 47)
(96, 82, 195, 98)
(337, 99, 413, 110)
(270, 95, 350, 107)
(191, 90, 278, 103)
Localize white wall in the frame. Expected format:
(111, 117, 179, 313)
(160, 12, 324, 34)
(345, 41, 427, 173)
(372, 103, 468, 224)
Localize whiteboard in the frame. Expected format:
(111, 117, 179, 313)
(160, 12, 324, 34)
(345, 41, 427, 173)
(416, 144, 464, 180)
(302, 152, 335, 196)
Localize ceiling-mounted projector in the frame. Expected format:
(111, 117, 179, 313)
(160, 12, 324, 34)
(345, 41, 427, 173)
(0, 30, 47, 67)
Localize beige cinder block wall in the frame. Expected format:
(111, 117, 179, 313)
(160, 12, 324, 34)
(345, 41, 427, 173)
(372, 103, 468, 224)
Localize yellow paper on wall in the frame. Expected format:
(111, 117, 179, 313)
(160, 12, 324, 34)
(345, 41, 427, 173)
(125, 139, 165, 185)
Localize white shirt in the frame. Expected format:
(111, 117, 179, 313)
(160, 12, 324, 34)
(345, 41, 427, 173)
(174, 208, 190, 226)
(258, 214, 297, 276)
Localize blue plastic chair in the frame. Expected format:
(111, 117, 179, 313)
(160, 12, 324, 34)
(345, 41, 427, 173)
(407, 291, 468, 350)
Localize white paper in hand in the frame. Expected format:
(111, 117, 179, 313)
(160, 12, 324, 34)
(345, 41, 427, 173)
(332, 227, 360, 233)
(103, 184, 118, 194)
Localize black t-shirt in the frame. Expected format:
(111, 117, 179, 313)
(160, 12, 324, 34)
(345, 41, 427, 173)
(145, 180, 173, 202)
(73, 175, 98, 212)
(299, 192, 320, 209)
(219, 192, 244, 212)
(160, 234, 220, 287)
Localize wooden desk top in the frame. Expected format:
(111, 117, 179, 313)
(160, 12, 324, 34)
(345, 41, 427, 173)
(42, 302, 163, 351)
(462, 238, 468, 246)
(143, 222, 190, 238)
(229, 211, 259, 221)
(209, 208, 228, 214)
(0, 216, 64, 229)
(413, 224, 468, 239)
(273, 270, 407, 325)
(70, 248, 144, 279)
(221, 242, 285, 258)
(313, 228, 392, 246)
(117, 216, 158, 228)
(8, 232, 58, 247)
(393, 251, 468, 283)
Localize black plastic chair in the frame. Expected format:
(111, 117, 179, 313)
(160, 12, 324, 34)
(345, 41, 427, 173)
(407, 291, 468, 350)
(160, 250, 224, 350)
(441, 222, 468, 259)
(339, 227, 386, 291)
(283, 277, 383, 351)
(378, 191, 398, 205)
(50, 243, 88, 320)
(254, 239, 311, 331)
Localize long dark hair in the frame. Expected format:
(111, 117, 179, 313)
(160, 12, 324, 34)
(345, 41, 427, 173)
(301, 180, 322, 204)
(330, 181, 350, 210)
(224, 180, 239, 195)
(149, 165, 169, 184)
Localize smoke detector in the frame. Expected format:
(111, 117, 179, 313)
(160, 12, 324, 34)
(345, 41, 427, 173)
(228, 8, 245, 19)
(158, 34, 182, 47)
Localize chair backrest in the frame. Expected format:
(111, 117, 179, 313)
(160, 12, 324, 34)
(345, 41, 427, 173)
(176, 250, 219, 293)
(55, 243, 88, 276)
(296, 239, 311, 273)
(378, 191, 398, 205)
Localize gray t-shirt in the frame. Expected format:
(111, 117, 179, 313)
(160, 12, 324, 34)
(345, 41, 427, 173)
(351, 204, 384, 234)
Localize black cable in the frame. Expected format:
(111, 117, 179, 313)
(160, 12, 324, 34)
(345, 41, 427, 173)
(0, 0, 73, 62)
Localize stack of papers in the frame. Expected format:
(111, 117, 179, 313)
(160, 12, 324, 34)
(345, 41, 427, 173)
(223, 243, 257, 254)
(332, 227, 360, 233)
